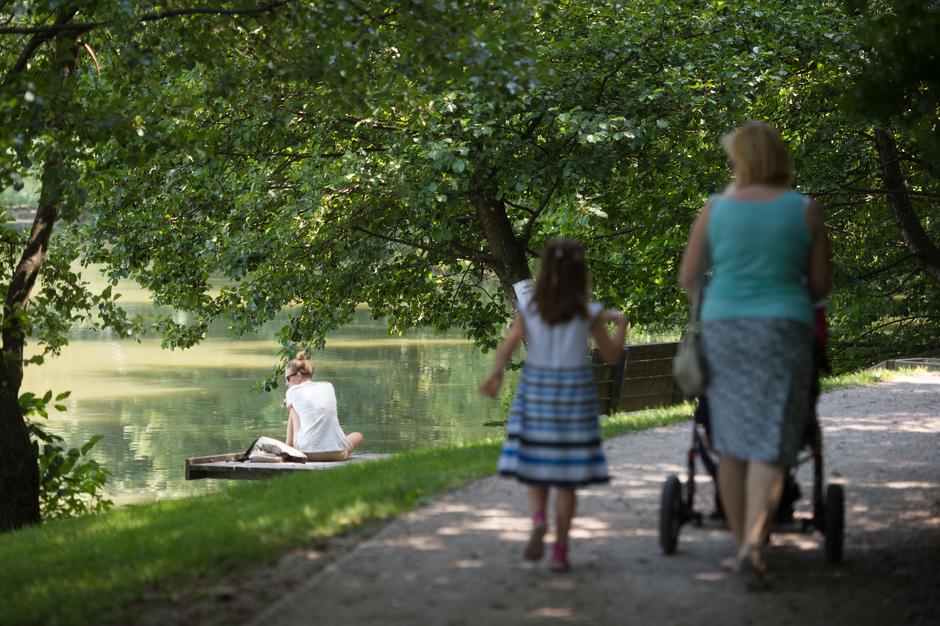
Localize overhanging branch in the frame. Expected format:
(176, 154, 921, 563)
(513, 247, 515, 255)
(0, 1, 294, 35)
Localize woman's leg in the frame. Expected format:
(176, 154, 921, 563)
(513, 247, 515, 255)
(346, 432, 364, 452)
(744, 461, 785, 555)
(717, 453, 748, 557)
(735, 461, 783, 589)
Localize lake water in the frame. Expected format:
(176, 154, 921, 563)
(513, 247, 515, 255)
(23, 272, 673, 505)
(22, 277, 506, 504)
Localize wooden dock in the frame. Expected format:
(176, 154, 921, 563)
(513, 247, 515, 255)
(185, 452, 391, 480)
(188, 341, 683, 479)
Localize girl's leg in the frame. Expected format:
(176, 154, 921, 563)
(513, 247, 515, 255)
(554, 487, 577, 545)
(528, 485, 549, 520)
(550, 487, 576, 572)
(524, 485, 549, 561)
(717, 454, 748, 563)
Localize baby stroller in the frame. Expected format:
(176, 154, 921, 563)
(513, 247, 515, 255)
(658, 305, 845, 563)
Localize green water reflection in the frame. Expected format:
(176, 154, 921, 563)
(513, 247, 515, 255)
(23, 288, 503, 504)
(23, 272, 675, 505)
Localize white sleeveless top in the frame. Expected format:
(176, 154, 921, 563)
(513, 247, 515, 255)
(520, 300, 603, 368)
(285, 381, 348, 453)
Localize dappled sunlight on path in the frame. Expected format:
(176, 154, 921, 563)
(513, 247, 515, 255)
(245, 374, 939, 626)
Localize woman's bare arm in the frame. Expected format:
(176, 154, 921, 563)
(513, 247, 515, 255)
(286, 408, 299, 448)
(679, 203, 711, 294)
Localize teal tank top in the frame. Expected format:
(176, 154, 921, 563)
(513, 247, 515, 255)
(701, 190, 813, 327)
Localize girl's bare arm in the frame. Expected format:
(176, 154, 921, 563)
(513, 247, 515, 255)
(480, 313, 525, 398)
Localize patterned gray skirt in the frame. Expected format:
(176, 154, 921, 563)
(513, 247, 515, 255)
(701, 318, 814, 465)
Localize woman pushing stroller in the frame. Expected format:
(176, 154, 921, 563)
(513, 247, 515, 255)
(679, 121, 831, 589)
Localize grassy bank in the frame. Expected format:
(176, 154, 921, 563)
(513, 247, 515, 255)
(0, 368, 907, 626)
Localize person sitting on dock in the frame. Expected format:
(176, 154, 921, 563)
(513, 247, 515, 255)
(284, 351, 364, 461)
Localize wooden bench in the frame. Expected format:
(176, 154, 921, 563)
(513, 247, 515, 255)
(592, 342, 681, 414)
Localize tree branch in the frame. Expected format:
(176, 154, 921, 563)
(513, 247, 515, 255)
(519, 173, 562, 247)
(350, 225, 494, 266)
(873, 128, 940, 283)
(0, 1, 293, 35)
(1, 7, 77, 85)
(842, 315, 940, 348)
(853, 253, 916, 281)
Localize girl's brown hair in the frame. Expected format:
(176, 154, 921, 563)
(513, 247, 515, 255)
(721, 121, 793, 187)
(286, 351, 313, 378)
(533, 238, 589, 325)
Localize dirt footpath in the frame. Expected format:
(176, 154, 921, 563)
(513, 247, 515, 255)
(151, 374, 940, 626)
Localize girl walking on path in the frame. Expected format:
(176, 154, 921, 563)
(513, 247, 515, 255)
(480, 238, 628, 572)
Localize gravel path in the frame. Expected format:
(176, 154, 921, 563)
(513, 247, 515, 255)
(148, 374, 940, 626)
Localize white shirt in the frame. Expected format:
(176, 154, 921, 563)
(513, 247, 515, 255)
(520, 300, 603, 368)
(285, 380, 348, 453)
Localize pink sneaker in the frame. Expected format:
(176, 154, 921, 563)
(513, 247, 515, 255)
(524, 517, 547, 561)
(548, 542, 570, 572)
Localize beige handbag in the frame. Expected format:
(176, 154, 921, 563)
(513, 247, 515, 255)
(673, 284, 705, 397)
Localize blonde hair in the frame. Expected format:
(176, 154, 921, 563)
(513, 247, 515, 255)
(286, 351, 313, 378)
(721, 121, 793, 187)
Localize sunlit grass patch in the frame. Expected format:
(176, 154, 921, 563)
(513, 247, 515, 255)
(602, 403, 696, 437)
(819, 366, 924, 392)
(0, 439, 502, 626)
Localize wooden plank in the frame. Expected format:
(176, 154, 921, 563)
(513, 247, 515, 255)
(624, 342, 678, 360)
(186, 453, 391, 480)
(187, 452, 243, 464)
(619, 376, 677, 396)
(186, 453, 242, 479)
(621, 359, 675, 379)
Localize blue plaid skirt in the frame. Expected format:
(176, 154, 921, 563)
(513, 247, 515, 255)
(498, 364, 609, 487)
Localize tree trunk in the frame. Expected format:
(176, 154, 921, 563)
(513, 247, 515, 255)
(470, 185, 532, 302)
(873, 128, 940, 283)
(0, 153, 62, 532)
(0, 381, 39, 531)
(0, 12, 78, 531)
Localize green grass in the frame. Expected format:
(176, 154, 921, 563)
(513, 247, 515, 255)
(0, 367, 914, 626)
(0, 441, 504, 626)
(603, 402, 696, 436)
(819, 366, 923, 392)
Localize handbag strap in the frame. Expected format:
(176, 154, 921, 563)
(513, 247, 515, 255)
(688, 243, 707, 328)
(689, 283, 703, 328)
(686, 201, 711, 328)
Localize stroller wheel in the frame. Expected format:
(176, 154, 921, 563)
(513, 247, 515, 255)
(659, 474, 683, 555)
(824, 484, 845, 563)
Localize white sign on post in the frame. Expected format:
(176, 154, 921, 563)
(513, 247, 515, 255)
(513, 279, 535, 310)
